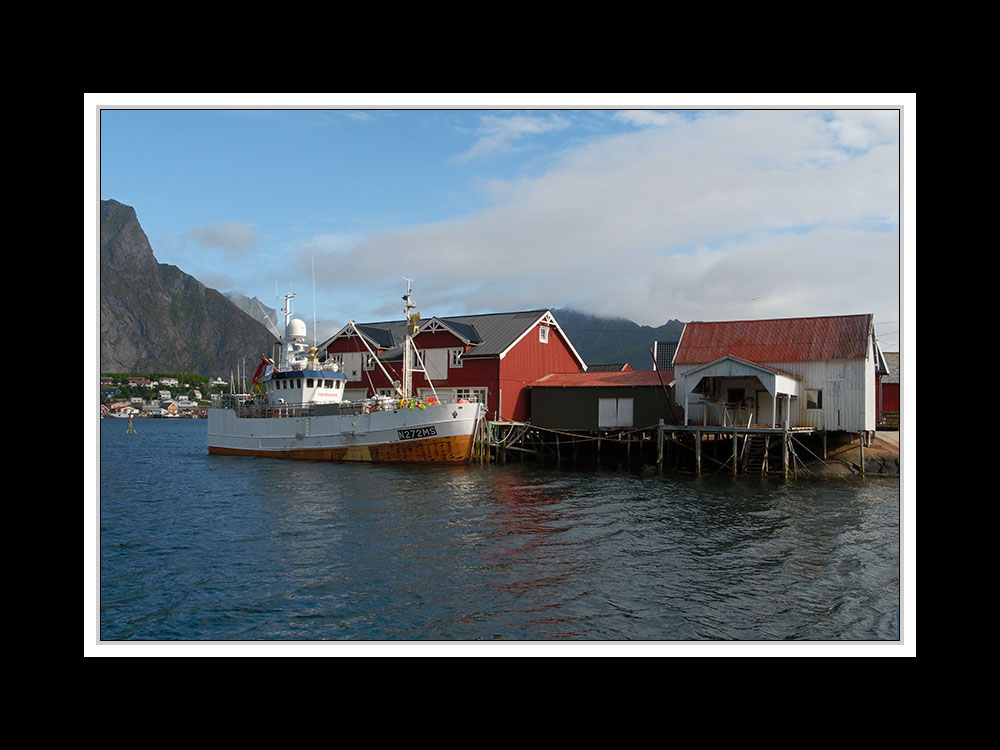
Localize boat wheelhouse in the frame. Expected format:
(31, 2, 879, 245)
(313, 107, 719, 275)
(207, 281, 483, 464)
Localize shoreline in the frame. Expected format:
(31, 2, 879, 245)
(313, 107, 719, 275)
(800, 431, 900, 477)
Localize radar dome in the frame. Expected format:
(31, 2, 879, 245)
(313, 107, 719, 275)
(286, 318, 307, 340)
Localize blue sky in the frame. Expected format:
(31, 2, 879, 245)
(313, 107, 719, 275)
(89, 95, 911, 352)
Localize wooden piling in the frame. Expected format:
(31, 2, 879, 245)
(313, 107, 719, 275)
(468, 419, 834, 477)
(696, 429, 702, 474)
(732, 431, 738, 476)
(657, 419, 664, 473)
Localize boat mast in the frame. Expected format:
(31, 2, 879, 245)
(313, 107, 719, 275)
(402, 279, 418, 400)
(278, 288, 296, 370)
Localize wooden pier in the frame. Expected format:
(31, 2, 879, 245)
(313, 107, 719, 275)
(473, 419, 842, 477)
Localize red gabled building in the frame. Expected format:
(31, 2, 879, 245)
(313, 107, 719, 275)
(319, 310, 586, 422)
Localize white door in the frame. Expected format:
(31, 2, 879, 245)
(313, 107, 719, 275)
(598, 398, 617, 428)
(617, 398, 633, 427)
(598, 398, 634, 428)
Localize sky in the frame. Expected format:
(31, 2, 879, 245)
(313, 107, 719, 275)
(88, 95, 912, 352)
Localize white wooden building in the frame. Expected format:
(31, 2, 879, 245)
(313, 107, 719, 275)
(671, 313, 888, 436)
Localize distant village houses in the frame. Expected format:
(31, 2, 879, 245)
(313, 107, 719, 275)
(100, 373, 214, 419)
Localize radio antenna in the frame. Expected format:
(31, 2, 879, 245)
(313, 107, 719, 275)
(312, 257, 317, 348)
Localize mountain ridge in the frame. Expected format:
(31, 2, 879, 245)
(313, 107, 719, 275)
(98, 199, 683, 376)
(100, 199, 278, 376)
(552, 308, 684, 371)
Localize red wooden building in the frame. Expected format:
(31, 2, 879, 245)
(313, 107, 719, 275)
(319, 310, 586, 421)
(877, 351, 899, 427)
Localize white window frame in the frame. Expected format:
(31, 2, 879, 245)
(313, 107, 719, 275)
(806, 389, 823, 410)
(539, 325, 549, 343)
(449, 348, 464, 368)
(455, 387, 488, 405)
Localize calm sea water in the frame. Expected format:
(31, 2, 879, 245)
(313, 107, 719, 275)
(95, 418, 902, 645)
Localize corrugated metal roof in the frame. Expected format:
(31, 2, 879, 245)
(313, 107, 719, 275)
(354, 324, 397, 349)
(444, 311, 550, 358)
(530, 370, 671, 388)
(673, 314, 873, 365)
(881, 351, 899, 383)
(328, 310, 554, 361)
(434, 319, 483, 344)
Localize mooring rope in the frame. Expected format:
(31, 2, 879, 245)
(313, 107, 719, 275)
(789, 434, 850, 480)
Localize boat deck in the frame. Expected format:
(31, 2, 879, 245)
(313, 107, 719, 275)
(218, 398, 437, 419)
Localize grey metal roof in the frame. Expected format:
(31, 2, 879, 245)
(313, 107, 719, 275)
(398, 310, 550, 360)
(433, 319, 483, 345)
(586, 363, 630, 372)
(349, 310, 550, 361)
(354, 324, 397, 349)
(882, 351, 900, 383)
(320, 309, 587, 367)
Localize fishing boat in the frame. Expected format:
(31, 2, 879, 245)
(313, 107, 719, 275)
(207, 282, 484, 463)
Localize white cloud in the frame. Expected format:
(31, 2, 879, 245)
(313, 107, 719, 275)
(613, 110, 686, 129)
(825, 110, 899, 151)
(187, 221, 259, 258)
(299, 109, 900, 330)
(451, 112, 570, 162)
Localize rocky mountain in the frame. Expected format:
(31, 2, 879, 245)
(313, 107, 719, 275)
(99, 199, 684, 377)
(100, 199, 278, 376)
(553, 308, 685, 371)
(223, 291, 279, 334)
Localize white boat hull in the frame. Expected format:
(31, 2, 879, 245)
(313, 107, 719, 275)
(207, 401, 482, 464)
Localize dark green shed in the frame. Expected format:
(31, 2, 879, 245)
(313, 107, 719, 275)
(529, 370, 678, 431)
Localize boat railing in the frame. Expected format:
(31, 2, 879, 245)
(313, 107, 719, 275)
(228, 396, 458, 419)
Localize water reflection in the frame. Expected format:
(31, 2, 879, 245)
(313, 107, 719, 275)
(476, 470, 604, 637)
(100, 421, 900, 641)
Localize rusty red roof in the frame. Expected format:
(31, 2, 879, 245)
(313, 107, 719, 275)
(673, 314, 873, 365)
(530, 370, 672, 388)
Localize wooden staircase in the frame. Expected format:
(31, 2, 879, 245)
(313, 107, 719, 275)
(742, 434, 770, 475)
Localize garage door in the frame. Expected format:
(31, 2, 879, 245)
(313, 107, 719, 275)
(598, 397, 634, 429)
